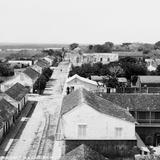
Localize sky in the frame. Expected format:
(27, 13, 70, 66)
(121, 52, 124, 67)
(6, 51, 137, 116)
(0, 0, 160, 44)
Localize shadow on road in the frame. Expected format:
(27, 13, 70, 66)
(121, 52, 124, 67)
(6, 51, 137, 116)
(0, 101, 38, 156)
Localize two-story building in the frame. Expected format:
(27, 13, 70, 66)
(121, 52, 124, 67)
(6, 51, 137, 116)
(57, 88, 136, 159)
(82, 53, 119, 64)
(98, 93, 160, 146)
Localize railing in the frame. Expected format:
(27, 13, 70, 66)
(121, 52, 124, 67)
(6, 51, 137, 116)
(137, 119, 160, 124)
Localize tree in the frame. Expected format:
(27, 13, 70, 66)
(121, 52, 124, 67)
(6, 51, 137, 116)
(103, 77, 119, 88)
(69, 43, 79, 50)
(156, 65, 160, 75)
(33, 75, 47, 94)
(155, 41, 160, 49)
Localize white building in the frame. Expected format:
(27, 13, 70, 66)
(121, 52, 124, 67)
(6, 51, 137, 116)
(0, 67, 40, 92)
(8, 60, 33, 66)
(69, 52, 119, 66)
(57, 88, 136, 158)
(4, 83, 28, 114)
(83, 53, 119, 64)
(66, 74, 102, 94)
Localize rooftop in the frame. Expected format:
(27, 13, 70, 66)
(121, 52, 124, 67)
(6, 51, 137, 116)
(138, 76, 160, 84)
(61, 88, 135, 123)
(23, 67, 40, 80)
(59, 144, 108, 160)
(67, 74, 99, 86)
(98, 93, 160, 111)
(5, 83, 28, 101)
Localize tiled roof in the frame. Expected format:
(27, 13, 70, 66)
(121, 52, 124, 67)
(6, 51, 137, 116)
(139, 76, 160, 84)
(36, 59, 49, 68)
(61, 88, 135, 123)
(59, 144, 108, 160)
(98, 93, 160, 111)
(0, 99, 16, 121)
(5, 83, 28, 101)
(23, 67, 40, 80)
(112, 51, 143, 57)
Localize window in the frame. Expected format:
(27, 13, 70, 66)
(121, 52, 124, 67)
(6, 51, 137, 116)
(100, 58, 103, 62)
(115, 127, 122, 137)
(138, 112, 149, 119)
(78, 124, 87, 138)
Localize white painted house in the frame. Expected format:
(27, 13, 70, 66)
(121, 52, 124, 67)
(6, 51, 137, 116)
(58, 88, 136, 158)
(4, 83, 28, 114)
(43, 56, 53, 66)
(0, 67, 40, 92)
(66, 74, 102, 94)
(8, 60, 33, 66)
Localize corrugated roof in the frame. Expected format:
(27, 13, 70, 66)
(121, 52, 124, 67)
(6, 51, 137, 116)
(5, 83, 28, 101)
(98, 93, 160, 111)
(23, 67, 40, 80)
(59, 144, 108, 160)
(139, 76, 160, 84)
(61, 88, 135, 123)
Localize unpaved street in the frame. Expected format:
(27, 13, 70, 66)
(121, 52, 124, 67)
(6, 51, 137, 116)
(2, 61, 70, 160)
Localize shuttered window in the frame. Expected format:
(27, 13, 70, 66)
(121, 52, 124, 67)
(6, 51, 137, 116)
(78, 124, 87, 138)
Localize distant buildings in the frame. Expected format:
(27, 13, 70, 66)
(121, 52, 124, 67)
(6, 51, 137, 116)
(68, 51, 118, 66)
(132, 76, 160, 88)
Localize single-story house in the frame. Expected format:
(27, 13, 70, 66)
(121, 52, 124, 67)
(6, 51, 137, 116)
(132, 76, 160, 88)
(4, 83, 28, 114)
(21, 67, 40, 92)
(58, 88, 136, 159)
(8, 60, 33, 67)
(0, 98, 17, 139)
(66, 74, 103, 94)
(60, 144, 108, 160)
(31, 59, 50, 74)
(0, 67, 40, 92)
(97, 93, 160, 146)
(43, 56, 53, 66)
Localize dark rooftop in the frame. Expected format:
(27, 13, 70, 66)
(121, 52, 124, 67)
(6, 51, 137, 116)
(97, 93, 160, 111)
(23, 67, 40, 80)
(59, 144, 108, 160)
(61, 88, 135, 123)
(0, 98, 16, 120)
(5, 83, 28, 101)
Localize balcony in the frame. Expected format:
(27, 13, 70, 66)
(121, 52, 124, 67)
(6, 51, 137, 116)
(137, 119, 160, 125)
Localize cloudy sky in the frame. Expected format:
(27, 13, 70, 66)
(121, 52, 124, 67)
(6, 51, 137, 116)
(0, 0, 160, 44)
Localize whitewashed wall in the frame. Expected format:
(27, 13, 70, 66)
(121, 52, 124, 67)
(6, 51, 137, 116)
(67, 78, 98, 91)
(61, 103, 136, 140)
